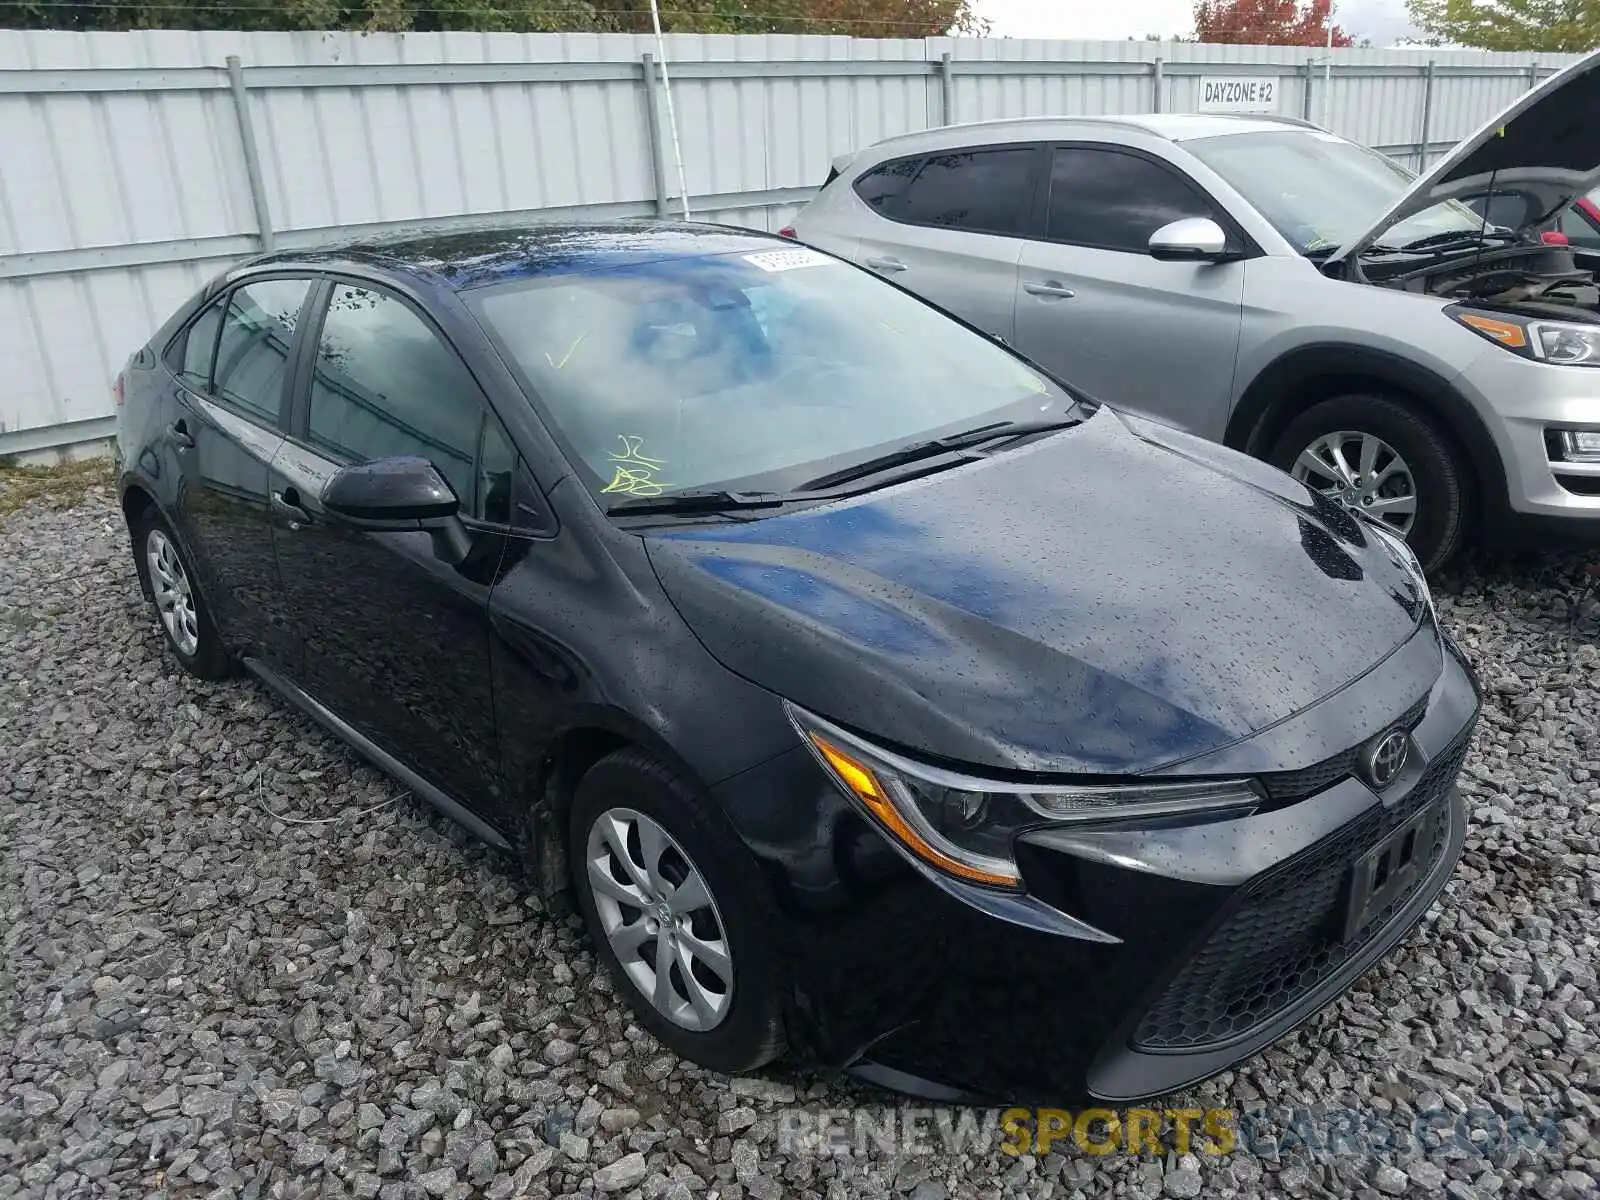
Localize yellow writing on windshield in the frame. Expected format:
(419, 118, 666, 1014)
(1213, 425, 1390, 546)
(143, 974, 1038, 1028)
(600, 434, 667, 497)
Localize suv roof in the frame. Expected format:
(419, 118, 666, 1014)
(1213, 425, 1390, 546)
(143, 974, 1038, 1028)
(857, 112, 1323, 158)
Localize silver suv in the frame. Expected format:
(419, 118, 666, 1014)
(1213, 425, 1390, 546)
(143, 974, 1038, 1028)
(787, 51, 1600, 572)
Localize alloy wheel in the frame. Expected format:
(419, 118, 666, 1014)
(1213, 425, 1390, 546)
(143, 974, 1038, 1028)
(585, 807, 734, 1032)
(146, 528, 200, 656)
(1291, 430, 1418, 535)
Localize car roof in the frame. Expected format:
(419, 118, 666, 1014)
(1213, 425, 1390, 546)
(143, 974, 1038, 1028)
(237, 219, 789, 292)
(855, 112, 1323, 158)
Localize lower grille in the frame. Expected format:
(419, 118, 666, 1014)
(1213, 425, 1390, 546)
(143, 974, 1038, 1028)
(1131, 732, 1468, 1052)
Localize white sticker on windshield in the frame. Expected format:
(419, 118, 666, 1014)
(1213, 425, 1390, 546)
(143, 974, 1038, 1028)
(743, 248, 835, 272)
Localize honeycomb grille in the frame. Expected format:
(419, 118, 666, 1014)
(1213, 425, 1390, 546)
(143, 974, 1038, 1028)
(1131, 730, 1468, 1052)
(1256, 696, 1430, 803)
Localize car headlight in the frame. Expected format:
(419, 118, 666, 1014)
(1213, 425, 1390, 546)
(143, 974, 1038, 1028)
(1449, 304, 1600, 365)
(787, 704, 1261, 890)
(1363, 518, 1435, 618)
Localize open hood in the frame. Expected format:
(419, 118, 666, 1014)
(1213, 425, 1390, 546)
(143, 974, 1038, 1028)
(1328, 47, 1600, 265)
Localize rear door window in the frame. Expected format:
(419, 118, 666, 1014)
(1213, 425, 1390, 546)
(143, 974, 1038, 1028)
(173, 296, 226, 390)
(895, 148, 1038, 235)
(211, 278, 314, 425)
(1046, 147, 1218, 252)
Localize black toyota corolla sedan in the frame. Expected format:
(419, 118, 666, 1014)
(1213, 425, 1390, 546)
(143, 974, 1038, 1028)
(112, 220, 1480, 1103)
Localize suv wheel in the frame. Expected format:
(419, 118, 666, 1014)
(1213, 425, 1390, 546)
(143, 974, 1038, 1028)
(1268, 393, 1467, 573)
(133, 512, 233, 679)
(569, 748, 786, 1074)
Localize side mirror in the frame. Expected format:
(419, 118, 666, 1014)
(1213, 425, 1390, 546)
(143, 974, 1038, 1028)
(322, 456, 472, 565)
(1148, 217, 1231, 262)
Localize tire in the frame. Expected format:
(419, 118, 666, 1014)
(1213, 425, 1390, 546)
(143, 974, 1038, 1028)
(131, 509, 234, 680)
(1267, 393, 1468, 574)
(568, 747, 786, 1074)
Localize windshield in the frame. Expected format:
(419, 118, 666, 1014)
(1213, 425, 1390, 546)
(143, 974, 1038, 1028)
(468, 247, 1074, 502)
(1183, 130, 1486, 254)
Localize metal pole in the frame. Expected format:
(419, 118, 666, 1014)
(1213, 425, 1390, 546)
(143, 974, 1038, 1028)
(640, 54, 671, 219)
(1152, 57, 1164, 114)
(939, 52, 954, 126)
(225, 55, 274, 252)
(1301, 59, 1315, 122)
(1419, 61, 1435, 170)
(1322, 9, 1334, 129)
(647, 0, 691, 220)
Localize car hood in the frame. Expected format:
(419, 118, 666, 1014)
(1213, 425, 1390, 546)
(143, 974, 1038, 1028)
(1329, 46, 1600, 264)
(643, 407, 1428, 776)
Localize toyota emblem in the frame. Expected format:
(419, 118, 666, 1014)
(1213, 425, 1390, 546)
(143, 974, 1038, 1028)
(1364, 729, 1410, 789)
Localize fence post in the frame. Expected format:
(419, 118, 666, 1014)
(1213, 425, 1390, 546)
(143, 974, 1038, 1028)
(939, 52, 954, 126)
(1301, 59, 1315, 121)
(640, 53, 671, 218)
(1152, 57, 1164, 114)
(1527, 60, 1540, 90)
(1419, 60, 1435, 170)
(225, 55, 274, 252)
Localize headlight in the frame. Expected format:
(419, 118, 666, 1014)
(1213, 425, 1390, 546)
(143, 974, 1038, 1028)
(787, 704, 1261, 890)
(1449, 305, 1600, 365)
(1364, 518, 1435, 618)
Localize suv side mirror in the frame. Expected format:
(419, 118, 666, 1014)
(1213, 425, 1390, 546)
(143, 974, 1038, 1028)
(322, 455, 472, 564)
(1148, 217, 1231, 262)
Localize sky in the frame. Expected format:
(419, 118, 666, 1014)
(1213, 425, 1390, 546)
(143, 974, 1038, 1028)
(972, 0, 1423, 46)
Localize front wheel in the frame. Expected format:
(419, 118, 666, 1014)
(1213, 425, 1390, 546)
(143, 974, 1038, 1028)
(1268, 393, 1468, 574)
(568, 748, 786, 1074)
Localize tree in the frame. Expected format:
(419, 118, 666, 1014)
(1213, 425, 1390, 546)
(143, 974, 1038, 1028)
(0, 0, 987, 35)
(1406, 0, 1600, 51)
(1194, 0, 1355, 45)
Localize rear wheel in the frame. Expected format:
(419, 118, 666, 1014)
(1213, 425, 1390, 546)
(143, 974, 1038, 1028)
(133, 511, 233, 680)
(569, 748, 786, 1074)
(1268, 393, 1468, 573)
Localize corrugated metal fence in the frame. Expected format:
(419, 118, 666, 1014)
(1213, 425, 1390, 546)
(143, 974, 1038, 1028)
(0, 30, 1582, 457)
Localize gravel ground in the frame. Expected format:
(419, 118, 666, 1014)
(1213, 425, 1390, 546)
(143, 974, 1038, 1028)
(4, 476, 1600, 1200)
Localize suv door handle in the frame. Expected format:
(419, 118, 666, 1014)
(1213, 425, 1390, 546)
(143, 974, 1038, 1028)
(865, 255, 907, 274)
(167, 419, 196, 450)
(1023, 280, 1076, 299)
(271, 489, 312, 530)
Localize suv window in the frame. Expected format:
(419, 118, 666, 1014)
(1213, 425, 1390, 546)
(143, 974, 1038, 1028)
(211, 278, 311, 424)
(306, 283, 492, 515)
(852, 157, 922, 215)
(1047, 147, 1217, 252)
(896, 148, 1036, 235)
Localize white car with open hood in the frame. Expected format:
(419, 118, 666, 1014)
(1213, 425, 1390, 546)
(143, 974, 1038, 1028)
(786, 48, 1600, 571)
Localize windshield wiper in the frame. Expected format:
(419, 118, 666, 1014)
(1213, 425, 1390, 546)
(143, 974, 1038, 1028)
(1399, 228, 1519, 253)
(798, 418, 1079, 492)
(606, 489, 792, 516)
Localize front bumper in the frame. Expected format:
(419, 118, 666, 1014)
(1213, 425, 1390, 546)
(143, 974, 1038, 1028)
(1459, 346, 1600, 527)
(713, 629, 1480, 1104)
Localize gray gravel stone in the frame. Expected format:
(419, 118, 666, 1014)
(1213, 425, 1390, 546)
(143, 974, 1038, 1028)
(544, 1039, 579, 1066)
(594, 1150, 650, 1192)
(416, 1166, 456, 1196)
(1375, 1164, 1409, 1195)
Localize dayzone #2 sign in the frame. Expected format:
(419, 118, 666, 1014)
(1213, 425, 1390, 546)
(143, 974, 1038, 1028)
(1197, 76, 1280, 113)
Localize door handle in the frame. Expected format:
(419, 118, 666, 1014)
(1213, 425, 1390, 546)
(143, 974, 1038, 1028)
(865, 255, 907, 274)
(271, 489, 312, 530)
(1023, 280, 1076, 299)
(167, 419, 196, 450)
